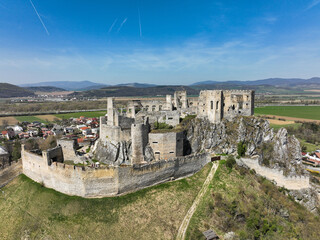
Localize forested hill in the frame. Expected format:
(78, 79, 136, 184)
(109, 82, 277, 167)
(70, 85, 199, 97)
(0, 83, 35, 98)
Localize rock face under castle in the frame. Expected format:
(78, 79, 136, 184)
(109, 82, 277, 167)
(21, 90, 254, 197)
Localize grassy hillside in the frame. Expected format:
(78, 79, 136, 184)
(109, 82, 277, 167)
(0, 83, 35, 98)
(186, 161, 320, 240)
(0, 164, 211, 240)
(255, 106, 320, 120)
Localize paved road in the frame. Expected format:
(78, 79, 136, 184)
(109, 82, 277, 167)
(176, 162, 219, 240)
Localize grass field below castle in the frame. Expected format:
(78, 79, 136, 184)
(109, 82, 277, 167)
(255, 106, 320, 121)
(0, 164, 211, 240)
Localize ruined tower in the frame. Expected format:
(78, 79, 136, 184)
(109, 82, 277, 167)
(131, 118, 149, 164)
(174, 91, 188, 109)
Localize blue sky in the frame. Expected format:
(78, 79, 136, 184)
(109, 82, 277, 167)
(1, 0, 320, 85)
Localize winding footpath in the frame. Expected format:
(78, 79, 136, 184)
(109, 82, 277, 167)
(176, 162, 219, 240)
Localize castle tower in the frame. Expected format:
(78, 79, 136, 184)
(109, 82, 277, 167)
(131, 119, 149, 164)
(107, 97, 115, 126)
(166, 95, 173, 111)
(197, 90, 223, 123)
(174, 91, 188, 109)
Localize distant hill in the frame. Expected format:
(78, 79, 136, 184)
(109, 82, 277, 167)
(71, 85, 199, 98)
(20, 81, 109, 91)
(25, 86, 67, 92)
(192, 77, 320, 89)
(115, 83, 157, 88)
(0, 83, 35, 98)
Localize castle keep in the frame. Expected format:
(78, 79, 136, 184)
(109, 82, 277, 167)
(22, 90, 254, 197)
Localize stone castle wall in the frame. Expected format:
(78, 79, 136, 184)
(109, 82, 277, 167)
(22, 148, 118, 197)
(22, 146, 209, 197)
(117, 153, 209, 194)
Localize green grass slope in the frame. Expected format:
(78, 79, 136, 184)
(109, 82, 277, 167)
(255, 106, 320, 120)
(186, 161, 320, 240)
(0, 164, 211, 240)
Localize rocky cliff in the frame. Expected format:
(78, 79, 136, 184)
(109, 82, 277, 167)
(185, 116, 304, 176)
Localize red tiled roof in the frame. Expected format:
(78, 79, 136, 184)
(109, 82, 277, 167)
(2, 131, 7, 135)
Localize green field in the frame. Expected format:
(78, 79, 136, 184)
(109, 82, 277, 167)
(15, 116, 46, 123)
(0, 164, 211, 240)
(54, 111, 106, 119)
(255, 106, 320, 120)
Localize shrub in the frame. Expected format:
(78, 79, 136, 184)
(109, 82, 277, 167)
(226, 155, 236, 169)
(237, 141, 246, 157)
(153, 122, 173, 130)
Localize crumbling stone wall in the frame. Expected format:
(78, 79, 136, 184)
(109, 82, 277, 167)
(197, 90, 254, 123)
(149, 131, 184, 160)
(57, 139, 79, 161)
(222, 90, 254, 121)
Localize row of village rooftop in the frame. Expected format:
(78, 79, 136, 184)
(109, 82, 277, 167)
(0, 116, 100, 142)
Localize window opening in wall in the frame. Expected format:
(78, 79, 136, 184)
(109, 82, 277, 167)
(155, 152, 160, 154)
(232, 105, 235, 110)
(216, 101, 219, 110)
(153, 142, 158, 144)
(211, 101, 213, 110)
(239, 102, 243, 109)
(168, 117, 173, 120)
(169, 151, 174, 153)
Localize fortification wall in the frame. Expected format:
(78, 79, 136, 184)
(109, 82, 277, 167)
(99, 124, 131, 142)
(22, 148, 209, 197)
(117, 153, 209, 194)
(239, 158, 310, 190)
(22, 149, 118, 197)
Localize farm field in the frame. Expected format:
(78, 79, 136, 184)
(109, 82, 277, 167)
(14, 116, 47, 124)
(0, 164, 211, 240)
(255, 106, 320, 121)
(0, 116, 19, 125)
(54, 111, 106, 119)
(0, 111, 106, 126)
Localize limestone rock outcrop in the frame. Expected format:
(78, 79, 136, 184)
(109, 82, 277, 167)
(185, 116, 304, 176)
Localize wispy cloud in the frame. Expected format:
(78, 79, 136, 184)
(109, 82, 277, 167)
(306, 0, 320, 11)
(29, 0, 50, 35)
(264, 16, 277, 24)
(117, 17, 127, 33)
(108, 18, 118, 34)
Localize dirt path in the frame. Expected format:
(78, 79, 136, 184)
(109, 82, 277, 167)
(176, 162, 219, 240)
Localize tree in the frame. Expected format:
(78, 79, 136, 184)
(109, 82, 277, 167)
(12, 141, 21, 161)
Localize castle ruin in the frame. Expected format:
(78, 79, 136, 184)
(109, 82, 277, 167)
(21, 90, 254, 197)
